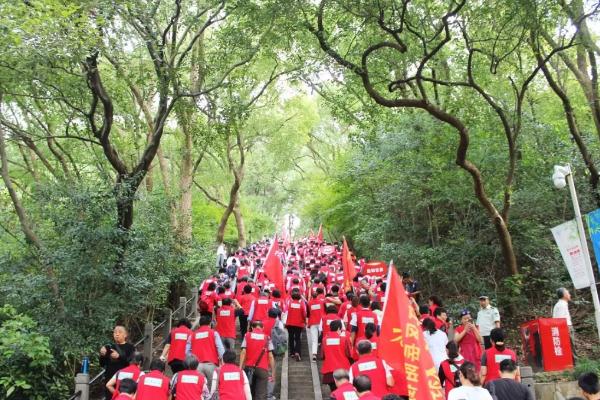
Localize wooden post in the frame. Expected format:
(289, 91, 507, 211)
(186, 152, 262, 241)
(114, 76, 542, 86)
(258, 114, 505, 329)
(191, 288, 199, 320)
(163, 307, 172, 344)
(178, 296, 187, 319)
(520, 366, 536, 400)
(143, 322, 153, 370)
(74, 373, 90, 400)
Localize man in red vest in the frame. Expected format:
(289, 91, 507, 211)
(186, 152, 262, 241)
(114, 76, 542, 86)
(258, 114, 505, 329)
(321, 320, 352, 391)
(239, 321, 276, 400)
(322, 305, 344, 336)
(106, 352, 143, 399)
(216, 297, 237, 350)
(112, 378, 136, 400)
(169, 355, 209, 400)
(191, 315, 225, 389)
(210, 350, 252, 400)
(308, 289, 325, 361)
(349, 341, 394, 398)
(330, 369, 359, 400)
(160, 319, 192, 373)
(353, 375, 380, 400)
(249, 290, 274, 323)
(136, 359, 169, 400)
(350, 296, 379, 348)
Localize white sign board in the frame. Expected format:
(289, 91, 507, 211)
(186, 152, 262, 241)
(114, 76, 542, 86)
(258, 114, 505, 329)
(551, 219, 591, 289)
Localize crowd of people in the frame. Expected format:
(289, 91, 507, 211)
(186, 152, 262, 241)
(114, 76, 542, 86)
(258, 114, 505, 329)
(97, 235, 597, 400)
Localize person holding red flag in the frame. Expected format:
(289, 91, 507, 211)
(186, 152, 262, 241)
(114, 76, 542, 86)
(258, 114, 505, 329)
(349, 341, 394, 397)
(378, 262, 445, 400)
(263, 237, 285, 296)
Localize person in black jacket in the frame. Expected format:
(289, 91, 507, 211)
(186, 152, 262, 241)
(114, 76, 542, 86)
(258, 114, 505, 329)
(99, 325, 135, 400)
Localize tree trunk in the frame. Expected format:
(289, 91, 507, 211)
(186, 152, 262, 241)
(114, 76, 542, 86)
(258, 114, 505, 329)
(178, 117, 194, 242)
(233, 200, 247, 247)
(0, 102, 64, 312)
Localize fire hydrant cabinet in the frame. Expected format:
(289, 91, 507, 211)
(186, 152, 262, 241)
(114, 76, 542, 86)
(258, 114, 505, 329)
(520, 318, 574, 372)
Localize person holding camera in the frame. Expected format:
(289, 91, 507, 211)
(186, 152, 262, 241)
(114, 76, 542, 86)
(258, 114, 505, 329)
(99, 325, 135, 400)
(454, 310, 483, 372)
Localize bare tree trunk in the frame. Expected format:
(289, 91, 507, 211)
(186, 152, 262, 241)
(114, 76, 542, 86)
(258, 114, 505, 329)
(178, 118, 194, 242)
(233, 200, 247, 248)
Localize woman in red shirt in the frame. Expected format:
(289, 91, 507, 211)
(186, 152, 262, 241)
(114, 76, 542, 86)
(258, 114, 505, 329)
(454, 310, 484, 372)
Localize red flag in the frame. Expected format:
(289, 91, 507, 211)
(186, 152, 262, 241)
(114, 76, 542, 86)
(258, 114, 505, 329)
(263, 236, 285, 295)
(379, 262, 444, 400)
(341, 237, 357, 291)
(317, 224, 324, 243)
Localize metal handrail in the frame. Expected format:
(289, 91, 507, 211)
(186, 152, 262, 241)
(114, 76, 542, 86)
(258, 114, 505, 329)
(67, 390, 82, 400)
(67, 288, 199, 399)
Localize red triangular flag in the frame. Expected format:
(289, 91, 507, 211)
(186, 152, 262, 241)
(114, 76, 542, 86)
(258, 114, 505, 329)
(317, 224, 324, 243)
(342, 237, 357, 291)
(379, 262, 444, 400)
(263, 236, 285, 295)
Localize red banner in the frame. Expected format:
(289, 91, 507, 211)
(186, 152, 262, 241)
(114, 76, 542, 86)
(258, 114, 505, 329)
(379, 262, 444, 400)
(362, 261, 388, 277)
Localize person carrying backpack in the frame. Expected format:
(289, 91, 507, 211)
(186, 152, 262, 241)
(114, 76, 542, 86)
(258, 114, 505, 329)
(439, 341, 466, 399)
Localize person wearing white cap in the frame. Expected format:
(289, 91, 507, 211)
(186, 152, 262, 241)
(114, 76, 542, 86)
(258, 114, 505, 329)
(476, 295, 501, 349)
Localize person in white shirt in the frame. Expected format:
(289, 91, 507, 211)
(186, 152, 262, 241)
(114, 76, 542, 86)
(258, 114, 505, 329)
(423, 318, 448, 370)
(552, 287, 577, 357)
(448, 361, 493, 400)
(216, 243, 227, 268)
(476, 295, 501, 349)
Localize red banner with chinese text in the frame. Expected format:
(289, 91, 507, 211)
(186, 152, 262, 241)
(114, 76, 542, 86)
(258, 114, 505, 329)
(362, 261, 388, 277)
(379, 262, 444, 400)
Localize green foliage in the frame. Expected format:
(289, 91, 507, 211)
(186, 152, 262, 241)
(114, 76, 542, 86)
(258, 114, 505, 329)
(0, 305, 67, 400)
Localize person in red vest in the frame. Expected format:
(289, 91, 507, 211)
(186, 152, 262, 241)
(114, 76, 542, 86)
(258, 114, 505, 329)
(250, 291, 273, 323)
(439, 341, 465, 399)
(322, 320, 352, 391)
(169, 355, 209, 400)
(350, 296, 379, 348)
(353, 323, 378, 360)
(238, 284, 255, 337)
(160, 318, 192, 373)
(216, 297, 237, 350)
(323, 305, 344, 336)
(340, 294, 359, 325)
(263, 307, 284, 336)
(480, 328, 518, 384)
(239, 321, 276, 400)
(106, 352, 143, 399)
(112, 378, 136, 400)
(285, 290, 307, 361)
(349, 341, 394, 398)
(330, 369, 359, 400)
(136, 359, 170, 400)
(210, 350, 252, 400)
(200, 282, 219, 317)
(191, 315, 225, 389)
(308, 289, 325, 361)
(353, 375, 380, 400)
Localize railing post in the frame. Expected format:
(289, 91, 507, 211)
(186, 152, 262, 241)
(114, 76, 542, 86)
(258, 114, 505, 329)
(163, 307, 173, 341)
(191, 288, 199, 320)
(520, 366, 536, 400)
(178, 296, 187, 320)
(75, 373, 90, 400)
(143, 322, 153, 370)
